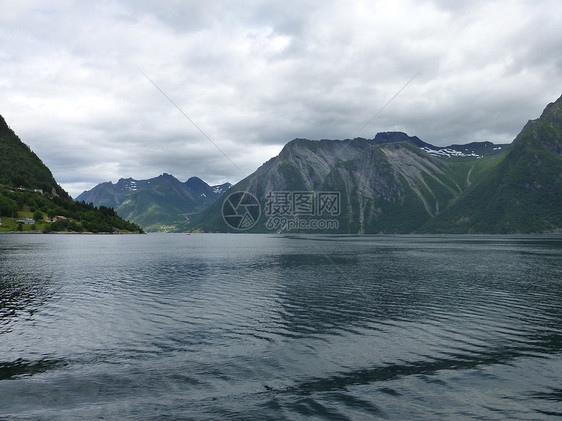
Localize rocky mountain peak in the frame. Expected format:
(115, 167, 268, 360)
(373, 131, 431, 148)
(513, 94, 562, 157)
(540, 94, 562, 121)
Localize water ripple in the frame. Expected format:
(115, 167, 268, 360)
(1, 234, 561, 419)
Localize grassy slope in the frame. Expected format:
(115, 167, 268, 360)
(420, 98, 562, 233)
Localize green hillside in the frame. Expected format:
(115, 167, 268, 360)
(0, 115, 143, 233)
(422, 95, 562, 233)
(0, 116, 66, 197)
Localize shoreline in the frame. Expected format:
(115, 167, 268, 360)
(0, 231, 143, 235)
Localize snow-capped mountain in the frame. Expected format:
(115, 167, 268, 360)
(75, 174, 231, 231)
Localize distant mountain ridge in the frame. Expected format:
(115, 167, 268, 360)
(194, 95, 562, 233)
(76, 174, 231, 231)
(373, 131, 507, 158)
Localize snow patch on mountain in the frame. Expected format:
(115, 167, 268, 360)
(421, 147, 481, 158)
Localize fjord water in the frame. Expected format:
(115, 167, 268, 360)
(1, 234, 561, 420)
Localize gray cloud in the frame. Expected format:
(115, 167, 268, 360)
(1, 0, 561, 197)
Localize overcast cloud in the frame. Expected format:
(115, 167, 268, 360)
(1, 0, 561, 197)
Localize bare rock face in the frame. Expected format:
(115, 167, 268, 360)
(197, 134, 492, 233)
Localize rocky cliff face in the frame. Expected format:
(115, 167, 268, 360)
(324, 142, 464, 233)
(195, 134, 506, 233)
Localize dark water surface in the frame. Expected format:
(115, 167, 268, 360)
(1, 234, 561, 420)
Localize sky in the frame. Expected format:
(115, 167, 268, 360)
(1, 0, 562, 198)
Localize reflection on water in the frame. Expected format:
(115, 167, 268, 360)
(0, 234, 561, 419)
(0, 358, 67, 381)
(0, 244, 56, 336)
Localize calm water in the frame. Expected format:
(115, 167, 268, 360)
(1, 234, 561, 420)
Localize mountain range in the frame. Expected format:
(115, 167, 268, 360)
(75, 175, 231, 232)
(194, 94, 562, 233)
